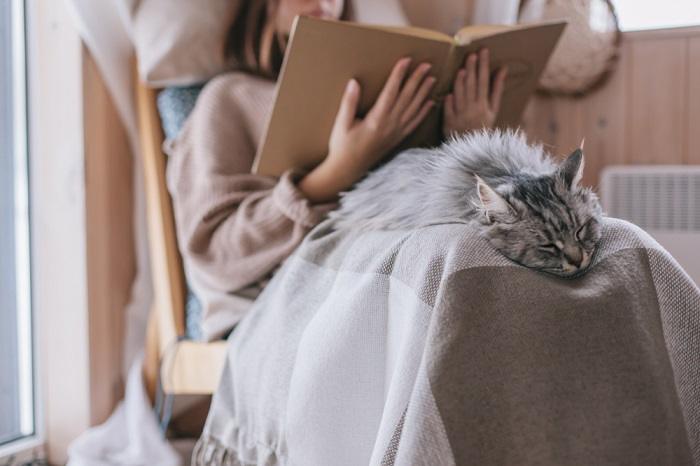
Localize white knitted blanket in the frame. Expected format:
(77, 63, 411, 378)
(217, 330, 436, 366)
(194, 218, 700, 466)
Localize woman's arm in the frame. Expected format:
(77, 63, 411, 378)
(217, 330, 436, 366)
(168, 61, 437, 292)
(167, 76, 333, 292)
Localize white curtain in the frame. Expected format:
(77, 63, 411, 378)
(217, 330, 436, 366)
(67, 355, 180, 466)
(64, 1, 519, 464)
(65, 0, 153, 376)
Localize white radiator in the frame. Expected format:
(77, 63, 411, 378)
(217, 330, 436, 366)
(600, 165, 700, 286)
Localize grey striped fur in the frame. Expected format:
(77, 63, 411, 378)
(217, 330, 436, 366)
(330, 128, 603, 276)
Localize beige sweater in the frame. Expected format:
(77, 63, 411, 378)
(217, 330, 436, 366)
(166, 72, 335, 340)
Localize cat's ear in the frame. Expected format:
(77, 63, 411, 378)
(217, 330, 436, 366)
(475, 175, 511, 216)
(559, 148, 585, 191)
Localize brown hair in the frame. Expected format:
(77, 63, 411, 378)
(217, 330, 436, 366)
(225, 0, 353, 80)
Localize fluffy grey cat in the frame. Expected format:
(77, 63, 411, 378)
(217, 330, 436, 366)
(330, 128, 603, 277)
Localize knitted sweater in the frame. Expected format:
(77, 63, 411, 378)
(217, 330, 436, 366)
(166, 72, 336, 341)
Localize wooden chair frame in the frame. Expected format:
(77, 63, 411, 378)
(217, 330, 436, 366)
(135, 78, 226, 399)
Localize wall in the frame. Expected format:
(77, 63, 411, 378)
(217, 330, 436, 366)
(521, 25, 700, 187)
(28, 0, 90, 462)
(83, 47, 136, 426)
(401, 0, 475, 33)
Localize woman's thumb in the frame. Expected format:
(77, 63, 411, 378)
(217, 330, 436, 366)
(335, 79, 360, 129)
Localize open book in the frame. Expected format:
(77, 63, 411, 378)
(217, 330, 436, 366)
(253, 16, 566, 177)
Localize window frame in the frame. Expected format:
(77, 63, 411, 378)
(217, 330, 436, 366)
(22, 0, 93, 462)
(0, 0, 42, 459)
(615, 0, 700, 32)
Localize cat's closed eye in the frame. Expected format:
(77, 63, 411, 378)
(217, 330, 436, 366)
(575, 219, 597, 242)
(575, 225, 586, 242)
(538, 244, 559, 253)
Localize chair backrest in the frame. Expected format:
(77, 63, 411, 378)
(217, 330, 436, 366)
(135, 78, 187, 352)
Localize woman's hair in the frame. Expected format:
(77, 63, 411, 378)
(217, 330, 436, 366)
(225, 0, 353, 80)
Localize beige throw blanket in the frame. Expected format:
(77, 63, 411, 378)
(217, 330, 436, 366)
(193, 217, 700, 466)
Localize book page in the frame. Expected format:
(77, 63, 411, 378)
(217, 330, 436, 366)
(363, 24, 453, 43)
(454, 20, 566, 45)
(454, 24, 515, 45)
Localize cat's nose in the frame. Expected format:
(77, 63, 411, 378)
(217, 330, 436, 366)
(564, 247, 583, 268)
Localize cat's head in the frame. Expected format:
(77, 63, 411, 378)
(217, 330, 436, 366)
(475, 148, 603, 277)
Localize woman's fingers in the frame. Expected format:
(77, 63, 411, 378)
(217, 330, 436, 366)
(477, 48, 490, 103)
(371, 57, 412, 118)
(465, 53, 477, 105)
(365, 57, 440, 140)
(393, 62, 433, 117)
(402, 99, 435, 138)
(400, 74, 436, 125)
(444, 93, 456, 122)
(490, 66, 508, 114)
(454, 68, 466, 112)
(445, 93, 456, 114)
(443, 93, 457, 137)
(334, 78, 361, 130)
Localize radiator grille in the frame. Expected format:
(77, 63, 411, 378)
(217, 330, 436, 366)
(601, 167, 700, 232)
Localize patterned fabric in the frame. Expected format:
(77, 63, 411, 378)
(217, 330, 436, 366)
(193, 217, 700, 465)
(157, 84, 205, 339)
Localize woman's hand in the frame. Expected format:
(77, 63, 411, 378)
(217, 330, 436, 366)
(443, 48, 508, 139)
(299, 57, 435, 203)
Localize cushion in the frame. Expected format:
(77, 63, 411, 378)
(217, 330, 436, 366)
(124, 0, 241, 87)
(157, 84, 205, 139)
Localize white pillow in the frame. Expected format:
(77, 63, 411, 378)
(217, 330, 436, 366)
(124, 0, 241, 87)
(124, 0, 408, 87)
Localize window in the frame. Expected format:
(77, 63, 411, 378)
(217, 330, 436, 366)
(614, 0, 700, 31)
(0, 0, 35, 451)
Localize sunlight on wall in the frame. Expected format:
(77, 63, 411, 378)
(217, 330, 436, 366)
(614, 0, 700, 31)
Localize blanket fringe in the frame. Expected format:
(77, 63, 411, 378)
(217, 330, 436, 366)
(192, 435, 255, 466)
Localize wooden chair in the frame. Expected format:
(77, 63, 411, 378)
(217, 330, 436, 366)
(135, 78, 227, 402)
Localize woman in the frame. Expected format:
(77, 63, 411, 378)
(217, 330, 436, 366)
(166, 0, 508, 341)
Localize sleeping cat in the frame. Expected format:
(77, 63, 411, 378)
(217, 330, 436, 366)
(329, 128, 603, 277)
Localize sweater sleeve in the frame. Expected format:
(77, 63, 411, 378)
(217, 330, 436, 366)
(166, 76, 335, 292)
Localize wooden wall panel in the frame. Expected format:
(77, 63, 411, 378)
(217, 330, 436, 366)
(522, 96, 556, 146)
(525, 26, 700, 186)
(552, 98, 584, 156)
(522, 97, 581, 150)
(578, 41, 629, 187)
(688, 37, 700, 164)
(83, 47, 136, 426)
(522, 97, 585, 177)
(627, 38, 688, 165)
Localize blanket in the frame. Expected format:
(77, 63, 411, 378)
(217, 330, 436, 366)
(193, 217, 700, 466)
